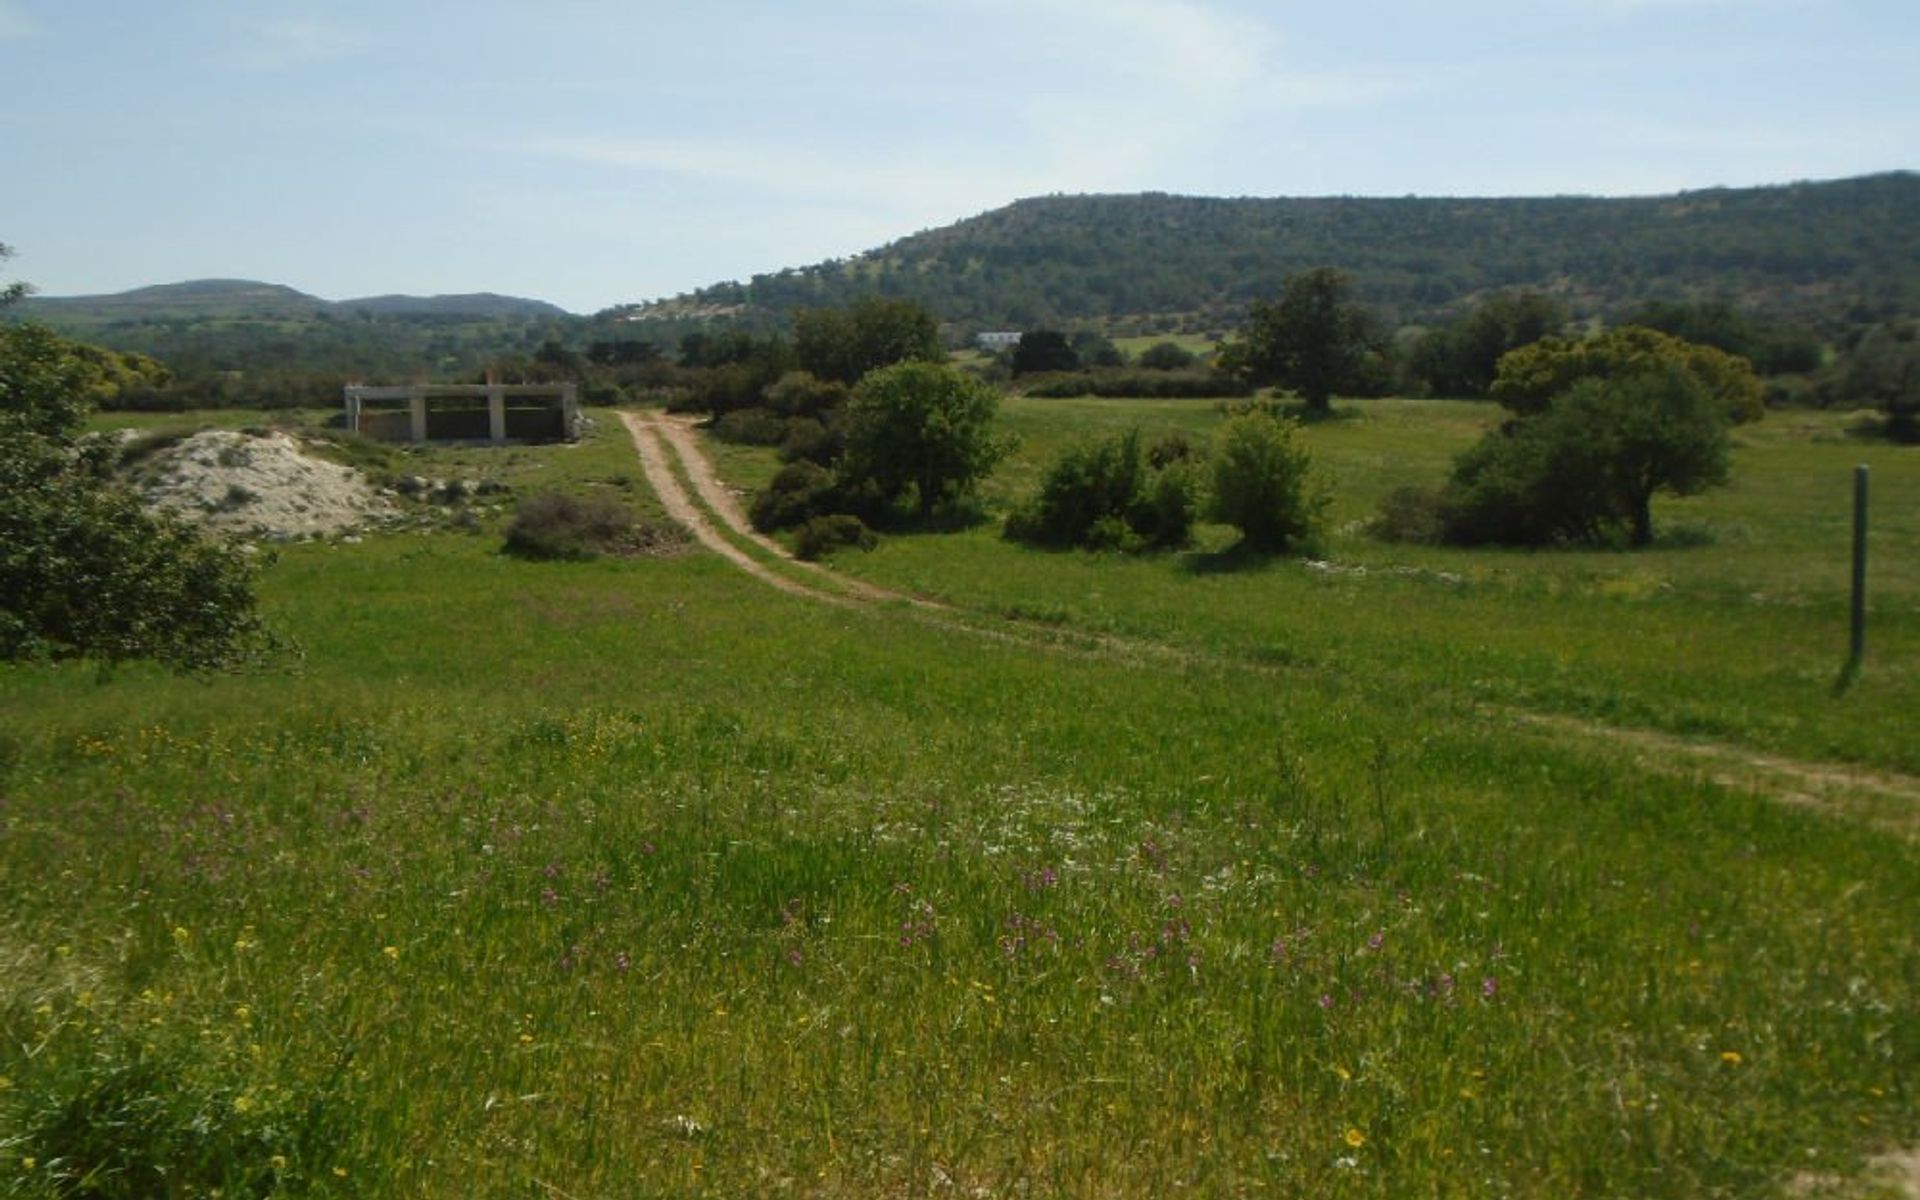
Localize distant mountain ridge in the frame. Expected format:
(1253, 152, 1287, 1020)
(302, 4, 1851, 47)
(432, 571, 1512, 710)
(24, 279, 572, 323)
(612, 172, 1920, 331)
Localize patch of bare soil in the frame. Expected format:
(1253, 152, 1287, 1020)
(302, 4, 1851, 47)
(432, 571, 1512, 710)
(1791, 1147, 1920, 1199)
(1503, 709, 1920, 839)
(136, 430, 395, 539)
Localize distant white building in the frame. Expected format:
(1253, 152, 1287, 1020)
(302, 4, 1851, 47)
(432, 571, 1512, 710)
(976, 331, 1022, 352)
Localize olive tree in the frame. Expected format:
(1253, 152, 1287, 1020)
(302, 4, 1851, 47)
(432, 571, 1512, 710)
(0, 262, 270, 669)
(838, 361, 1010, 519)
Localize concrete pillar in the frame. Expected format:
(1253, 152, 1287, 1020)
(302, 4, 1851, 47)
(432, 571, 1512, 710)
(560, 383, 579, 440)
(345, 390, 360, 435)
(408, 390, 428, 442)
(488, 385, 507, 443)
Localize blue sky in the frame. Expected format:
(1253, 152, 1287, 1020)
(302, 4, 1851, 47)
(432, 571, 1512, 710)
(3, 0, 1915, 313)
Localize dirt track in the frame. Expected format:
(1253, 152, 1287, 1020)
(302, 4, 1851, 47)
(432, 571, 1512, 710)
(620, 407, 1920, 842)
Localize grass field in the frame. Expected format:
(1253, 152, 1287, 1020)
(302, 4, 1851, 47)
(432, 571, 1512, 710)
(1, 401, 1915, 1197)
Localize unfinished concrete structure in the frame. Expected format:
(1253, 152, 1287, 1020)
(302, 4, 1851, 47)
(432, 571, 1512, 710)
(343, 383, 580, 444)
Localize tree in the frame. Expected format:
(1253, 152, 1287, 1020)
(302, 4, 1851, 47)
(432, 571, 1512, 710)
(838, 361, 1010, 519)
(1003, 428, 1196, 552)
(793, 297, 943, 385)
(1492, 326, 1765, 423)
(0, 319, 270, 668)
(1010, 329, 1079, 376)
(1445, 366, 1730, 547)
(1205, 408, 1326, 552)
(1138, 341, 1198, 371)
(1411, 290, 1566, 397)
(1218, 268, 1383, 413)
(1069, 330, 1125, 369)
(1841, 320, 1920, 442)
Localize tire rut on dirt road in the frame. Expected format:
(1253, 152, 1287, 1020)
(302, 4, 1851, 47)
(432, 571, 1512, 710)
(620, 407, 1920, 836)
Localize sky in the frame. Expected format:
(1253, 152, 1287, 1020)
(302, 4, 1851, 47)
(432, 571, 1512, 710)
(2, 1, 1915, 314)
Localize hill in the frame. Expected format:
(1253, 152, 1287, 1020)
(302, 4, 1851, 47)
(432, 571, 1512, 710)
(23, 279, 571, 325)
(17, 280, 575, 384)
(612, 172, 1920, 333)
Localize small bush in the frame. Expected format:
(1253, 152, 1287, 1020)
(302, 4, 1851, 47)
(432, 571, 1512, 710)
(712, 407, 790, 447)
(779, 416, 842, 465)
(1206, 409, 1326, 553)
(1138, 342, 1199, 370)
(763, 371, 848, 419)
(793, 513, 877, 560)
(1005, 429, 1197, 552)
(1147, 431, 1198, 470)
(1023, 369, 1252, 400)
(1369, 485, 1453, 544)
(749, 461, 840, 533)
(502, 491, 669, 560)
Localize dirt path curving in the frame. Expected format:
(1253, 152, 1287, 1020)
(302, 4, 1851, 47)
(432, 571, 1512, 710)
(622, 407, 1920, 838)
(619, 412, 842, 605)
(632, 410, 942, 609)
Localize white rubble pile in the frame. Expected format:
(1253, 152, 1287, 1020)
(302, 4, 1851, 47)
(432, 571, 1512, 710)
(139, 430, 396, 539)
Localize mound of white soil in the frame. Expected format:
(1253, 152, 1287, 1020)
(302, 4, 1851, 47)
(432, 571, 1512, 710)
(139, 430, 396, 539)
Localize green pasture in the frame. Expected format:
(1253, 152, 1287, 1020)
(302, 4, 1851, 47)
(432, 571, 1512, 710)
(0, 402, 1914, 1197)
(818, 398, 1920, 775)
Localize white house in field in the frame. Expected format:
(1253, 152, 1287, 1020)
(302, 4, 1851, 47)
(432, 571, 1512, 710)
(975, 331, 1022, 352)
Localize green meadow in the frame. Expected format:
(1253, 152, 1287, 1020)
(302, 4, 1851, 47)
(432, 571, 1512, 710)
(2, 401, 1915, 1197)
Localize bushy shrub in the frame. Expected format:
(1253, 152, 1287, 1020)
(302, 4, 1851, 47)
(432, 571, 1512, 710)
(1440, 368, 1731, 547)
(712, 407, 789, 446)
(793, 513, 877, 560)
(1138, 341, 1200, 370)
(749, 461, 840, 532)
(502, 491, 674, 560)
(1005, 429, 1197, 552)
(1, 322, 272, 670)
(1022, 369, 1252, 400)
(779, 415, 842, 465)
(1206, 408, 1326, 552)
(1368, 485, 1454, 544)
(762, 371, 848, 419)
(1147, 431, 1198, 469)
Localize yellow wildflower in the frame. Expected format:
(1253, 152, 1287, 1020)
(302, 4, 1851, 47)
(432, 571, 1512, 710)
(1344, 1127, 1367, 1149)
(1720, 1050, 1743, 1066)
(382, 945, 400, 962)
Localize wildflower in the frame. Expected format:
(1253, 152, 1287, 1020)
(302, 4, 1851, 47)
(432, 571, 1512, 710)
(615, 951, 631, 972)
(233, 1094, 256, 1114)
(333, 1166, 348, 1178)
(1481, 976, 1498, 999)
(173, 926, 191, 946)
(1366, 931, 1384, 951)
(383, 945, 400, 962)
(1318, 994, 1334, 1010)
(22, 1157, 35, 1171)
(1344, 1127, 1367, 1149)
(1721, 1050, 1743, 1066)
(270, 1155, 288, 1172)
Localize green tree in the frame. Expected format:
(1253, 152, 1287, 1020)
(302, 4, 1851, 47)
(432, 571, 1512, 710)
(1412, 290, 1565, 397)
(839, 361, 1010, 519)
(793, 297, 943, 385)
(1218, 268, 1383, 413)
(1446, 367, 1730, 547)
(1842, 320, 1920, 442)
(1205, 408, 1326, 552)
(0, 320, 269, 668)
(1010, 329, 1079, 376)
(1004, 428, 1196, 552)
(1138, 341, 1198, 371)
(1492, 326, 1765, 423)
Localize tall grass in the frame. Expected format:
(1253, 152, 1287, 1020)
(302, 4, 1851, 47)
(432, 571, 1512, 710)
(0, 404, 1913, 1196)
